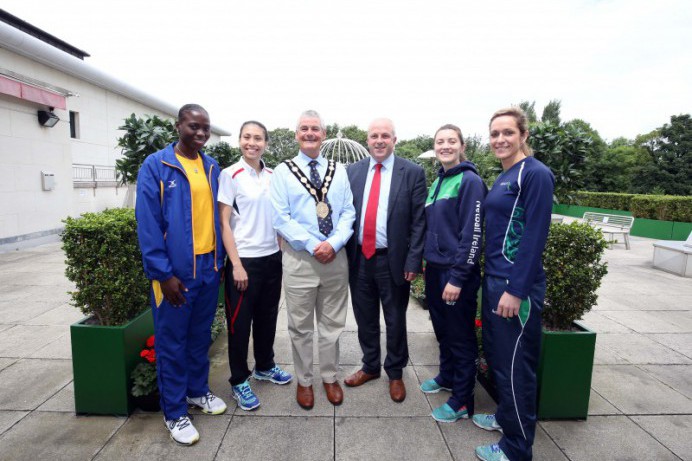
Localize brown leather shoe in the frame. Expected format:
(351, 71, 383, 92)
(389, 379, 406, 402)
(323, 381, 344, 406)
(296, 384, 314, 410)
(344, 369, 381, 387)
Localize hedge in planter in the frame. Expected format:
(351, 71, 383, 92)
(477, 221, 609, 419)
(62, 207, 149, 326)
(62, 207, 152, 415)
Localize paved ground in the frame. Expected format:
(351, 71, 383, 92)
(0, 226, 690, 460)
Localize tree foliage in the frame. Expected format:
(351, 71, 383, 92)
(264, 128, 298, 167)
(529, 122, 592, 202)
(116, 114, 176, 184)
(205, 141, 240, 169)
(630, 114, 692, 196)
(326, 123, 368, 148)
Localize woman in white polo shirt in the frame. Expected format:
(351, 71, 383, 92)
(218, 121, 292, 411)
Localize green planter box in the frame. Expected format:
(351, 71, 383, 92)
(537, 321, 596, 420)
(71, 308, 154, 415)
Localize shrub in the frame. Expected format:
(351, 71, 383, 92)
(543, 221, 609, 330)
(630, 195, 692, 223)
(62, 208, 149, 326)
(574, 192, 635, 212)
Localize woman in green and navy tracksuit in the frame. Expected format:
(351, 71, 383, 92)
(420, 124, 487, 423)
(472, 108, 555, 461)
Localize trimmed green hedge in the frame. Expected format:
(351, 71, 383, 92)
(630, 196, 692, 223)
(574, 192, 692, 223)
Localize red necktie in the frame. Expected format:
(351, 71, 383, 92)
(362, 163, 382, 259)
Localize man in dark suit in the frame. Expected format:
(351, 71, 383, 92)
(345, 118, 426, 402)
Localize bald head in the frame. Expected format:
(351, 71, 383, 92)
(367, 118, 397, 162)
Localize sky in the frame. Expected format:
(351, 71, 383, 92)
(3, 0, 691, 145)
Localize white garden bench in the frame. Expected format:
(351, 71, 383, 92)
(583, 212, 634, 250)
(653, 232, 692, 277)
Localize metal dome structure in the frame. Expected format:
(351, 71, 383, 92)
(320, 131, 368, 165)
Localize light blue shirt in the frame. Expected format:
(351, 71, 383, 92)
(358, 153, 395, 248)
(270, 151, 355, 254)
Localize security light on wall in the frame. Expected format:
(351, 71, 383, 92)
(38, 110, 59, 128)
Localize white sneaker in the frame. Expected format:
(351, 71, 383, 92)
(164, 415, 199, 445)
(187, 391, 227, 415)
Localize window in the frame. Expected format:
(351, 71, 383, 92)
(69, 111, 80, 139)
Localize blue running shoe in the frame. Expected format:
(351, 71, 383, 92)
(475, 444, 509, 461)
(472, 413, 503, 433)
(419, 378, 452, 394)
(253, 365, 293, 385)
(431, 403, 469, 422)
(231, 380, 260, 411)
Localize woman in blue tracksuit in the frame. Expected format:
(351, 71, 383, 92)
(473, 108, 555, 461)
(419, 124, 487, 423)
(136, 104, 227, 446)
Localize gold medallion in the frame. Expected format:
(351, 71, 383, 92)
(316, 201, 330, 218)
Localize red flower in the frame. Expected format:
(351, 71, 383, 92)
(475, 319, 482, 328)
(145, 335, 155, 348)
(140, 349, 156, 363)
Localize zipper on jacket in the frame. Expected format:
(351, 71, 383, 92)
(206, 163, 219, 272)
(161, 160, 197, 279)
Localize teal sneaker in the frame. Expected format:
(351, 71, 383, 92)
(231, 380, 260, 411)
(419, 378, 452, 394)
(475, 444, 509, 461)
(253, 365, 293, 385)
(472, 413, 503, 432)
(431, 403, 469, 422)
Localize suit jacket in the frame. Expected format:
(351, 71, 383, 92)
(346, 155, 427, 285)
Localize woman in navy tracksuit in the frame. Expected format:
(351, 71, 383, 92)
(420, 124, 487, 423)
(136, 104, 227, 446)
(472, 108, 554, 461)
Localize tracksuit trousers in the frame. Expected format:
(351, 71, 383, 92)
(482, 275, 545, 461)
(224, 251, 282, 386)
(425, 264, 480, 413)
(151, 252, 220, 421)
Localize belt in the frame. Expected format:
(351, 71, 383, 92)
(358, 245, 388, 256)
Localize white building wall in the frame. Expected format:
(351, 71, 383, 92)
(0, 47, 224, 245)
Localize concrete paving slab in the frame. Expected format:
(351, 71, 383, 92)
(579, 311, 632, 333)
(413, 365, 499, 416)
(0, 410, 28, 435)
(37, 382, 75, 412)
(335, 416, 452, 461)
(542, 416, 679, 461)
(593, 341, 629, 365)
(601, 310, 691, 333)
(0, 300, 58, 324)
(0, 357, 16, 372)
(408, 331, 440, 366)
(587, 389, 621, 416)
(591, 365, 692, 414)
(641, 364, 692, 399)
(631, 415, 692, 461)
(438, 420, 568, 461)
(596, 333, 691, 364)
(219, 415, 333, 461)
(338, 330, 388, 367)
(0, 359, 72, 410)
(336, 367, 430, 417)
(0, 324, 12, 333)
(597, 293, 692, 311)
(29, 333, 72, 359)
(2, 284, 73, 305)
(0, 324, 67, 358)
(24, 304, 84, 326)
(95, 413, 231, 460)
(646, 333, 692, 358)
(407, 299, 435, 333)
(0, 411, 125, 461)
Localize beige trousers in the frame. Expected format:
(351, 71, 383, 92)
(282, 244, 349, 386)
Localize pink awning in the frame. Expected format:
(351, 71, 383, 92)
(0, 75, 67, 109)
